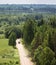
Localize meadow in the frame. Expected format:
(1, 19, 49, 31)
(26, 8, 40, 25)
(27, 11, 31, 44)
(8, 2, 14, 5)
(0, 39, 20, 65)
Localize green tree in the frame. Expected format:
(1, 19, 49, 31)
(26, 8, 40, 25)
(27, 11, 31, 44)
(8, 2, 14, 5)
(34, 46, 55, 65)
(31, 31, 42, 53)
(10, 27, 22, 38)
(23, 19, 37, 44)
(51, 58, 56, 65)
(9, 32, 16, 46)
(49, 17, 56, 28)
(38, 18, 44, 26)
(48, 29, 56, 56)
(5, 27, 22, 38)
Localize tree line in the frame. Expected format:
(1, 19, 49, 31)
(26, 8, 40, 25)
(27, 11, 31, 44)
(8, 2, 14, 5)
(23, 17, 56, 65)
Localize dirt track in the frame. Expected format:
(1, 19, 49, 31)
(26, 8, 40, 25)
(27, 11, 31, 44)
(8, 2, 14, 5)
(16, 39, 34, 65)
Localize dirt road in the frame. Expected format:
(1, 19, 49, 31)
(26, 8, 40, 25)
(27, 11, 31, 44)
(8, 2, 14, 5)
(16, 39, 34, 65)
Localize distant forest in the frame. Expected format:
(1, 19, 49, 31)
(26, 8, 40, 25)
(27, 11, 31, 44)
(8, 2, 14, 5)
(0, 4, 56, 14)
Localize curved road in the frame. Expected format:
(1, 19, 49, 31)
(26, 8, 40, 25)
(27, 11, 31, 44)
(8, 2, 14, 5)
(16, 39, 34, 65)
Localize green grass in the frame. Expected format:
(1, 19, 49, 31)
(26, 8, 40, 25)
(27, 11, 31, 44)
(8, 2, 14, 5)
(0, 39, 20, 65)
(0, 39, 9, 48)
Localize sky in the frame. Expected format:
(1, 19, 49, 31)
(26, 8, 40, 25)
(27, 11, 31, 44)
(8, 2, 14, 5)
(0, 0, 56, 4)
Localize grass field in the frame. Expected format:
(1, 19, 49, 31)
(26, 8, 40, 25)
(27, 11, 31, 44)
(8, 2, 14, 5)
(0, 39, 20, 65)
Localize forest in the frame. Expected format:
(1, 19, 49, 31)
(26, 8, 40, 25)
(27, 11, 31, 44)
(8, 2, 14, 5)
(0, 4, 56, 65)
(0, 4, 56, 14)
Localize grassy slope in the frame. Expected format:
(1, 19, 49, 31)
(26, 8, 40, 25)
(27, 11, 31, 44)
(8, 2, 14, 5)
(0, 39, 20, 65)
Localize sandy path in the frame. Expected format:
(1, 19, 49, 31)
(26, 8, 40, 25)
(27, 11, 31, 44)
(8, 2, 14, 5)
(16, 39, 34, 65)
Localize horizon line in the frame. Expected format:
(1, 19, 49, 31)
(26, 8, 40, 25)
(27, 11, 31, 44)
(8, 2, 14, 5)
(0, 3, 56, 5)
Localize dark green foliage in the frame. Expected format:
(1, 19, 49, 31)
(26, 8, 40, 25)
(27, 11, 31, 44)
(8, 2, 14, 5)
(31, 31, 42, 51)
(34, 46, 55, 65)
(9, 27, 22, 38)
(0, 31, 4, 34)
(9, 32, 16, 46)
(23, 19, 37, 44)
(5, 27, 22, 38)
(38, 18, 44, 26)
(49, 17, 56, 28)
(51, 58, 56, 65)
(48, 29, 56, 56)
(35, 14, 43, 20)
(22, 16, 56, 65)
(42, 30, 49, 47)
